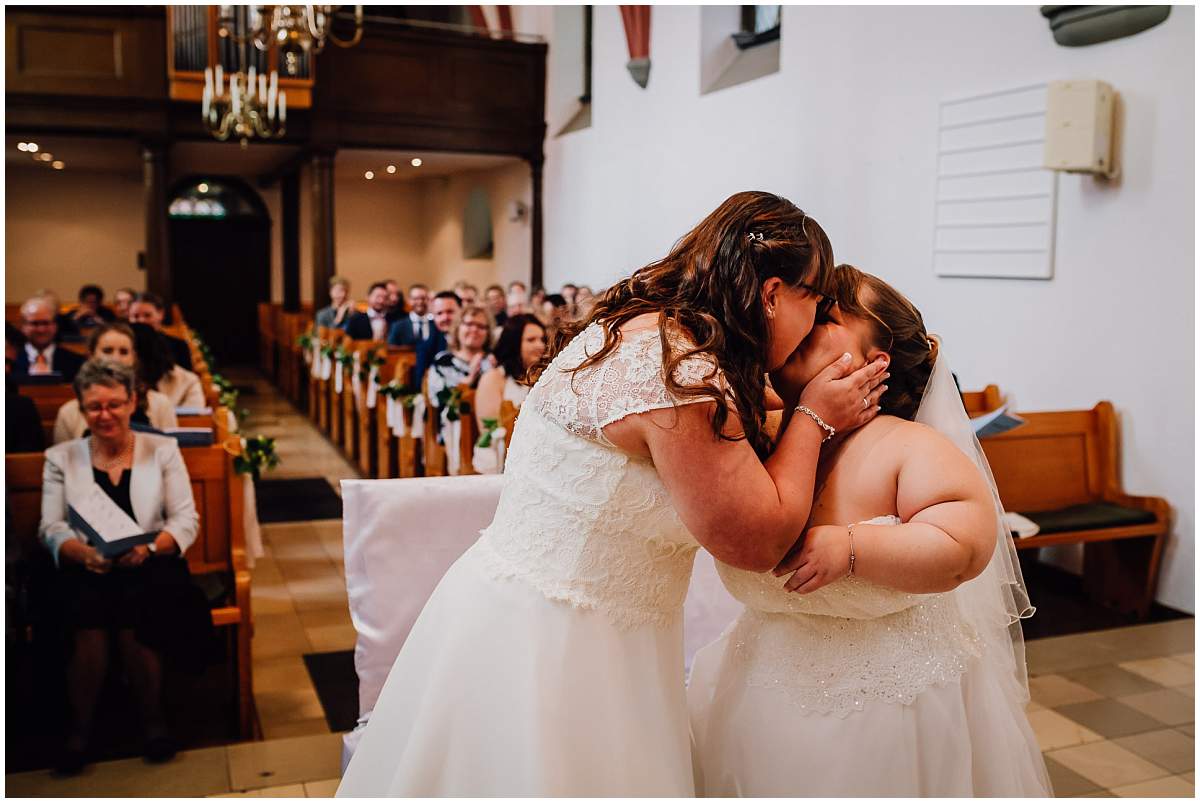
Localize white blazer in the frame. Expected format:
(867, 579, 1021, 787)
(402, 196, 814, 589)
(39, 432, 200, 565)
(158, 366, 206, 408)
(53, 390, 179, 444)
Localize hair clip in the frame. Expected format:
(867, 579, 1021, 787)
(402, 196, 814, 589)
(747, 232, 765, 243)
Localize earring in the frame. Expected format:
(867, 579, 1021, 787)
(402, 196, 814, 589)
(766, 306, 776, 319)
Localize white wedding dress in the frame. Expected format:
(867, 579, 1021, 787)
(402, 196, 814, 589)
(338, 323, 716, 796)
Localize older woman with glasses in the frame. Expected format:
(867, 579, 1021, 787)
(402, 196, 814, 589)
(39, 359, 205, 774)
(426, 304, 495, 471)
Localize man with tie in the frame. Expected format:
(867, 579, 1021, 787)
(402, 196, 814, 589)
(386, 284, 434, 347)
(12, 296, 85, 381)
(344, 282, 400, 341)
(411, 291, 462, 388)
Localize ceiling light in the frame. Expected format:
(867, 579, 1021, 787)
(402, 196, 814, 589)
(198, 182, 210, 193)
(26, 142, 39, 153)
(37, 153, 53, 162)
(410, 158, 422, 168)
(364, 170, 374, 180)
(386, 164, 396, 174)
(17, 142, 28, 152)
(52, 161, 64, 170)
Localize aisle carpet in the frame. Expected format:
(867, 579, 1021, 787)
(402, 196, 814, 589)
(255, 478, 343, 523)
(303, 651, 359, 733)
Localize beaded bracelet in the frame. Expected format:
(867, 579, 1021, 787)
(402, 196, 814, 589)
(846, 523, 858, 576)
(794, 404, 836, 443)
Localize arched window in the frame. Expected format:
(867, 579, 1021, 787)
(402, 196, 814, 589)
(168, 179, 263, 219)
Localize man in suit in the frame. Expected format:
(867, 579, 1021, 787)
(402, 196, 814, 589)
(484, 284, 508, 328)
(5, 337, 46, 452)
(386, 283, 433, 347)
(411, 291, 462, 388)
(128, 292, 193, 370)
(11, 296, 85, 381)
(345, 282, 400, 341)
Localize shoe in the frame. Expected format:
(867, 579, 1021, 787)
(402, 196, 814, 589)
(53, 748, 86, 776)
(144, 734, 177, 764)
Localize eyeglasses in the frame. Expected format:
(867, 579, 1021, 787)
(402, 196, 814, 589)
(82, 400, 131, 416)
(460, 321, 490, 331)
(799, 283, 836, 321)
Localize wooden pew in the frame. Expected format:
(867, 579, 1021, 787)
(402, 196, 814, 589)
(982, 401, 1169, 618)
(5, 442, 257, 739)
(17, 382, 75, 443)
(257, 303, 276, 380)
(457, 387, 479, 476)
(338, 342, 377, 465)
(963, 384, 1004, 416)
(373, 348, 420, 479)
(421, 374, 449, 477)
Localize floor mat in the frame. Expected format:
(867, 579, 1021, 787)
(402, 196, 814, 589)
(255, 478, 342, 523)
(303, 650, 358, 733)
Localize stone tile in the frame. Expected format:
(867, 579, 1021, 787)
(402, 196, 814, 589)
(1110, 774, 1194, 797)
(1026, 699, 1046, 713)
(255, 687, 327, 725)
(1183, 771, 1194, 783)
(1178, 724, 1195, 737)
(1063, 665, 1163, 697)
(1056, 698, 1169, 739)
(1029, 708, 1105, 751)
(1073, 791, 1117, 797)
(1030, 674, 1105, 707)
(1172, 652, 1194, 667)
(1112, 728, 1195, 774)
(1117, 688, 1195, 726)
(226, 732, 343, 791)
(253, 655, 315, 694)
(252, 782, 307, 796)
(298, 606, 353, 630)
(304, 778, 341, 797)
(251, 612, 312, 661)
(250, 583, 298, 617)
(1119, 658, 1195, 688)
(5, 746, 231, 797)
(305, 624, 358, 652)
(261, 717, 333, 741)
(1044, 755, 1103, 796)
(1174, 684, 1194, 699)
(1048, 740, 1172, 789)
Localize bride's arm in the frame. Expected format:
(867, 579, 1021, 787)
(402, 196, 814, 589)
(779, 424, 996, 594)
(608, 356, 888, 573)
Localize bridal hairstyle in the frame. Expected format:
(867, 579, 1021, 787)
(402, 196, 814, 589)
(534, 190, 834, 457)
(829, 264, 937, 421)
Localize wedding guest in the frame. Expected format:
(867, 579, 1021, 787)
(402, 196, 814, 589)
(5, 337, 45, 453)
(128, 293, 193, 371)
(472, 315, 545, 474)
(529, 287, 546, 314)
(36, 289, 82, 340)
(39, 359, 205, 773)
(345, 282, 399, 342)
(131, 324, 205, 409)
(13, 296, 85, 381)
(541, 293, 570, 331)
(575, 285, 596, 318)
(412, 291, 461, 388)
(426, 304, 495, 458)
(505, 285, 529, 319)
(387, 284, 433, 346)
(70, 285, 116, 329)
(384, 279, 404, 315)
(315, 276, 354, 331)
(53, 323, 178, 443)
(112, 288, 137, 322)
(484, 284, 508, 328)
(457, 283, 479, 306)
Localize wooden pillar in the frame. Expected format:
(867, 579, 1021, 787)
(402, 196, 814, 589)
(281, 170, 301, 312)
(530, 156, 544, 290)
(310, 149, 337, 305)
(142, 141, 172, 300)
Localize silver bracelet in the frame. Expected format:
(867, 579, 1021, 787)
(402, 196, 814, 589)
(794, 405, 836, 443)
(846, 523, 858, 576)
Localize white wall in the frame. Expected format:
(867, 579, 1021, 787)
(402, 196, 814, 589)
(526, 5, 1195, 611)
(332, 177, 426, 302)
(5, 169, 146, 303)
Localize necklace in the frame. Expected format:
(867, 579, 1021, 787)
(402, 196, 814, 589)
(93, 432, 134, 472)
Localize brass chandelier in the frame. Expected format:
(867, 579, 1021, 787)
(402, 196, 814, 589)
(218, 5, 365, 77)
(202, 62, 286, 147)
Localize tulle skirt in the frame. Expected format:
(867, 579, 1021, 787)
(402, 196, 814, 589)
(337, 542, 694, 797)
(688, 615, 1051, 797)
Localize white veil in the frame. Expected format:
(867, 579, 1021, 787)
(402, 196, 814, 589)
(914, 337, 1035, 699)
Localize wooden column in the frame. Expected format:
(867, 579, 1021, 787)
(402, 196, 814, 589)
(142, 141, 172, 300)
(530, 156, 544, 290)
(310, 149, 337, 305)
(281, 170, 301, 312)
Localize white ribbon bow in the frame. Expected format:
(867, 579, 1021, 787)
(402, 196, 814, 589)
(411, 394, 427, 440)
(366, 365, 379, 409)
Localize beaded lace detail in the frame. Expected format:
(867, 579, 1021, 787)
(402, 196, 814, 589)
(476, 323, 721, 629)
(717, 515, 983, 716)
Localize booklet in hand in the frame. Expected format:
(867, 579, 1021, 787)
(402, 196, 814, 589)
(971, 405, 1026, 439)
(67, 488, 159, 558)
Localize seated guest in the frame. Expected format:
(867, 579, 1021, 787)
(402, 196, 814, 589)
(575, 284, 596, 317)
(412, 291, 462, 388)
(70, 284, 116, 328)
(6, 337, 46, 453)
(541, 293, 570, 331)
(386, 283, 433, 347)
(35, 289, 82, 340)
(12, 296, 86, 381)
(384, 279, 405, 315)
(53, 324, 178, 443)
(112, 288, 137, 321)
(454, 282, 479, 306)
(561, 283, 578, 308)
(483, 284, 508, 328)
(426, 304, 494, 454)
(314, 276, 354, 331)
(131, 324, 205, 409)
(344, 282, 399, 342)
(128, 293, 193, 371)
(529, 286, 546, 315)
(505, 285, 529, 319)
(472, 314, 545, 474)
(39, 360, 204, 773)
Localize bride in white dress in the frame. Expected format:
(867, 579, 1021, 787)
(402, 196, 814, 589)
(688, 265, 1051, 796)
(337, 192, 889, 796)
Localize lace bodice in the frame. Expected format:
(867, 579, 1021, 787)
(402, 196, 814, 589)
(716, 516, 983, 716)
(476, 323, 720, 628)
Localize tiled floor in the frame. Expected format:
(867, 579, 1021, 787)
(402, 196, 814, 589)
(5, 372, 1193, 797)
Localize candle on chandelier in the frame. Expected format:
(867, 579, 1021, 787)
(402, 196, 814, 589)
(259, 74, 267, 103)
(279, 92, 286, 124)
(202, 83, 211, 118)
(248, 66, 257, 97)
(267, 82, 277, 121)
(232, 77, 241, 115)
(215, 64, 223, 92)
(204, 67, 213, 96)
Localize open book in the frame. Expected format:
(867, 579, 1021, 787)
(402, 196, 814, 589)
(67, 485, 158, 558)
(971, 405, 1026, 439)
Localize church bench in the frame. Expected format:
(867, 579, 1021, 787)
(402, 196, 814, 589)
(5, 442, 257, 739)
(962, 384, 1004, 416)
(373, 348, 420, 479)
(981, 401, 1169, 618)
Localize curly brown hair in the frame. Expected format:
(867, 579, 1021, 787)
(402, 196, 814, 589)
(532, 191, 834, 457)
(829, 264, 937, 421)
